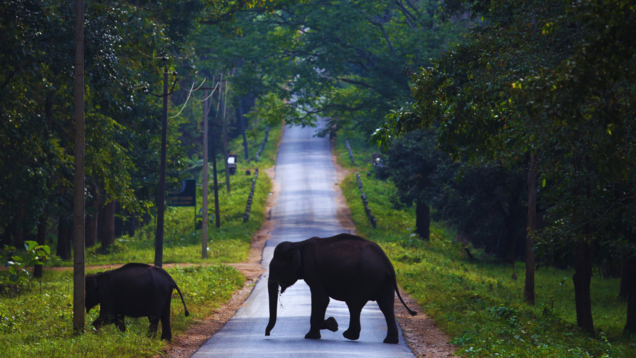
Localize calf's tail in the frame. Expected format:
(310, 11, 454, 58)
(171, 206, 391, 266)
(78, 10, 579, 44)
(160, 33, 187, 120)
(174, 284, 190, 317)
(394, 279, 417, 316)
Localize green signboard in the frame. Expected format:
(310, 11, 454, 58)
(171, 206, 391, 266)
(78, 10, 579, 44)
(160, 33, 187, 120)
(167, 179, 195, 206)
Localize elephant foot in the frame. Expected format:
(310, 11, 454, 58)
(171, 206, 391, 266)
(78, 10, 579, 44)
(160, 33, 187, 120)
(383, 335, 399, 344)
(324, 317, 338, 332)
(160, 334, 172, 341)
(343, 329, 360, 341)
(305, 330, 321, 339)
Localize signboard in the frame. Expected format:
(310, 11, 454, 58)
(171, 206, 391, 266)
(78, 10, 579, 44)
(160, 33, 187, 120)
(167, 179, 196, 206)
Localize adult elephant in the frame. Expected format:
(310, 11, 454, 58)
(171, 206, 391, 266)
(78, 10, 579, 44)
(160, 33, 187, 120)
(265, 233, 416, 344)
(85, 263, 189, 341)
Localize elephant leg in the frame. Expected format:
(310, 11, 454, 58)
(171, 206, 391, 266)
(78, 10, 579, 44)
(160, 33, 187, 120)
(305, 291, 329, 339)
(115, 314, 126, 332)
(377, 288, 399, 344)
(343, 300, 366, 341)
(148, 315, 160, 338)
(160, 303, 172, 341)
(91, 316, 106, 329)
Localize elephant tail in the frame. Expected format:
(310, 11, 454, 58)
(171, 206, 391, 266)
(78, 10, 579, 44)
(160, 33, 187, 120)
(394, 280, 417, 316)
(173, 283, 190, 317)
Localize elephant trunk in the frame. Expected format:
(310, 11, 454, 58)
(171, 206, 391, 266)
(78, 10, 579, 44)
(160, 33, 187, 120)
(265, 280, 278, 336)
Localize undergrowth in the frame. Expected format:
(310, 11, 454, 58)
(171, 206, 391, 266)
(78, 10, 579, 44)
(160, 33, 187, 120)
(334, 133, 636, 357)
(0, 125, 280, 357)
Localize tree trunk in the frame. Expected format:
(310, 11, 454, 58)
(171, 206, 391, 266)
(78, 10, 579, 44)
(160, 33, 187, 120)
(14, 202, 25, 249)
(99, 199, 116, 251)
(525, 154, 537, 305)
(573, 239, 594, 333)
(238, 97, 249, 161)
(620, 252, 629, 299)
(415, 199, 430, 240)
(114, 202, 123, 238)
(57, 216, 71, 260)
(127, 212, 136, 237)
(85, 181, 100, 248)
(2, 224, 11, 247)
(33, 209, 48, 278)
(625, 254, 636, 332)
(503, 215, 518, 265)
(72, 0, 86, 330)
(572, 165, 595, 333)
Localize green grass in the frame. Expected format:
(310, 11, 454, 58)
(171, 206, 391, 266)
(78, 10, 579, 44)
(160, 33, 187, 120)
(334, 133, 636, 357)
(0, 125, 282, 357)
(0, 265, 243, 357)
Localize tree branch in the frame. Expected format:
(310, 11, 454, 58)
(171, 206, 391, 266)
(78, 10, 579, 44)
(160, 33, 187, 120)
(338, 77, 373, 89)
(369, 17, 397, 56)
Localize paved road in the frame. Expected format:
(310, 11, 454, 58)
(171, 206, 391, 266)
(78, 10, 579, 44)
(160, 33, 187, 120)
(193, 123, 414, 358)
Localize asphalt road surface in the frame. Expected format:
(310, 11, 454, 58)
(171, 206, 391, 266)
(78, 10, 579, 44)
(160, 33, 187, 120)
(193, 123, 415, 358)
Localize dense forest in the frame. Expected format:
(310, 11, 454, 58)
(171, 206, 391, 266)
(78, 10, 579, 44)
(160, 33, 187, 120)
(1, 0, 635, 348)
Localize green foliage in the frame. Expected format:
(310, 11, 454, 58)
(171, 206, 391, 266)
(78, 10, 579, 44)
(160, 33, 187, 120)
(48, 125, 280, 267)
(191, 0, 464, 138)
(2, 241, 50, 283)
(0, 265, 243, 357)
(336, 134, 636, 357)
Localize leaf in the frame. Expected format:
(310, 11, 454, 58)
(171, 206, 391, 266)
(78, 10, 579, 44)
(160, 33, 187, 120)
(542, 178, 546, 188)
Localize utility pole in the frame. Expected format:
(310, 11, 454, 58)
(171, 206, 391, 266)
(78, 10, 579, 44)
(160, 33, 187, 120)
(212, 76, 222, 227)
(188, 78, 221, 258)
(211, 121, 221, 228)
(201, 89, 211, 258)
(145, 59, 178, 268)
(72, 0, 85, 333)
(221, 78, 231, 193)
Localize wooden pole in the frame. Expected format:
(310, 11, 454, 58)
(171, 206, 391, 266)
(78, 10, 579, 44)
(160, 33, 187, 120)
(221, 77, 231, 193)
(201, 89, 211, 258)
(72, 0, 85, 332)
(155, 64, 168, 268)
(524, 153, 536, 305)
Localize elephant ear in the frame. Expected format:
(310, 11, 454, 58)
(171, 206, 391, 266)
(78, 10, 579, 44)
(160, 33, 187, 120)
(290, 248, 301, 271)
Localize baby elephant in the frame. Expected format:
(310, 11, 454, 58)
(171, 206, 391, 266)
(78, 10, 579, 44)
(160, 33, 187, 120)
(85, 263, 189, 340)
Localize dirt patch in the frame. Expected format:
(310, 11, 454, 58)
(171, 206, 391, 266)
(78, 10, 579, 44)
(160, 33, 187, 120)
(395, 289, 459, 358)
(160, 167, 280, 358)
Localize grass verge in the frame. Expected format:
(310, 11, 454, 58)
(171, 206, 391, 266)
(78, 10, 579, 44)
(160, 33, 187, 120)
(0, 125, 281, 357)
(0, 265, 243, 357)
(334, 133, 635, 357)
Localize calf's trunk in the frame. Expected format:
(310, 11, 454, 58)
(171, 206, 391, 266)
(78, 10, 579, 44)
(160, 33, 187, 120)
(265, 281, 279, 336)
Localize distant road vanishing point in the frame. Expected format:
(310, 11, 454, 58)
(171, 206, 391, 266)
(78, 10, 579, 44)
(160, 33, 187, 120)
(192, 122, 415, 358)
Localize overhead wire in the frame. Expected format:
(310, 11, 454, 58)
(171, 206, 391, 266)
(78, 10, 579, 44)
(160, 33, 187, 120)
(170, 78, 212, 118)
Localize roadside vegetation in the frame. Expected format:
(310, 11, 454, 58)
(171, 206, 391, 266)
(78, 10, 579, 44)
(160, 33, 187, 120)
(334, 134, 636, 357)
(47, 125, 280, 267)
(0, 126, 280, 357)
(0, 265, 243, 357)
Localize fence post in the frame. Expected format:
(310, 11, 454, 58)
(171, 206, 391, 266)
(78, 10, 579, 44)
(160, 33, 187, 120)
(255, 127, 271, 162)
(356, 173, 376, 228)
(243, 168, 259, 223)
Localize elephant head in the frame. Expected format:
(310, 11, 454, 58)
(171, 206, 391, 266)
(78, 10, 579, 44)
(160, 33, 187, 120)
(85, 272, 103, 313)
(265, 241, 301, 336)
